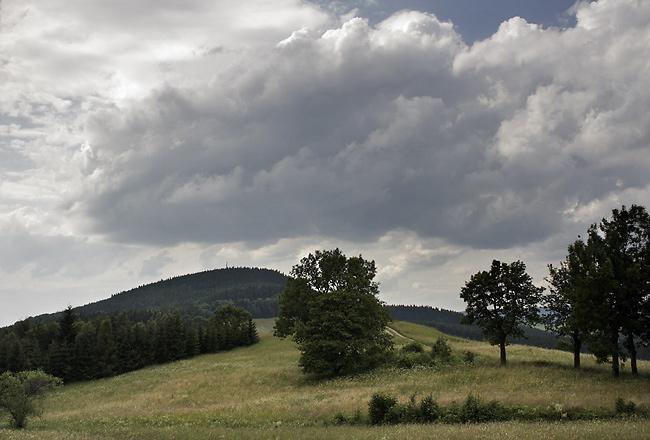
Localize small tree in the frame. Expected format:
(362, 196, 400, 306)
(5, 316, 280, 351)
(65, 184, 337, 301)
(274, 248, 392, 376)
(0, 370, 61, 429)
(460, 260, 543, 365)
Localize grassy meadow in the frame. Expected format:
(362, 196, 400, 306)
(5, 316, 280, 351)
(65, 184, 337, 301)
(2, 319, 650, 439)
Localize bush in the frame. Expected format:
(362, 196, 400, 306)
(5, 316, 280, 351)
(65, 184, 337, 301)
(363, 393, 644, 427)
(615, 398, 637, 415)
(0, 370, 61, 429)
(431, 338, 452, 363)
(401, 342, 425, 353)
(418, 395, 441, 423)
(464, 350, 476, 364)
(368, 393, 398, 425)
(331, 410, 364, 425)
(554, 339, 573, 352)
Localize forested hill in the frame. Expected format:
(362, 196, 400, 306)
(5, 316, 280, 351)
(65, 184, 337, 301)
(79, 267, 288, 321)
(17, 267, 288, 327)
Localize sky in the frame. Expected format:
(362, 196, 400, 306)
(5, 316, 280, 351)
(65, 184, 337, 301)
(1, 0, 649, 327)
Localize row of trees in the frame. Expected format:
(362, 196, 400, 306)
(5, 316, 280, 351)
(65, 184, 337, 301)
(461, 205, 650, 377)
(545, 205, 650, 377)
(0, 304, 258, 382)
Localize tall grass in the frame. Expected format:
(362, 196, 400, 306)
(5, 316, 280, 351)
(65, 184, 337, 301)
(2, 321, 649, 439)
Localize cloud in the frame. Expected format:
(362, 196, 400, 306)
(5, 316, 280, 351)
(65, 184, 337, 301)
(1, 0, 650, 325)
(72, 2, 650, 252)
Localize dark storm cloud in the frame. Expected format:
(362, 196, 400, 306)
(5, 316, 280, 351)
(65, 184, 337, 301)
(76, 4, 650, 250)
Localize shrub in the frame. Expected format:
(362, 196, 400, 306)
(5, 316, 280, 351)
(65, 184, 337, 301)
(368, 393, 398, 425)
(331, 410, 364, 425)
(419, 395, 441, 423)
(401, 342, 425, 353)
(615, 398, 637, 415)
(0, 370, 61, 429)
(431, 338, 452, 363)
(464, 350, 476, 364)
(458, 394, 509, 423)
(554, 339, 573, 352)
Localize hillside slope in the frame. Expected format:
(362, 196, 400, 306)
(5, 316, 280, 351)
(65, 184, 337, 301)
(4, 322, 649, 439)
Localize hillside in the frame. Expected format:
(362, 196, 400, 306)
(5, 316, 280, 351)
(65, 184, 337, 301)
(389, 305, 650, 361)
(19, 267, 288, 325)
(2, 322, 649, 439)
(389, 304, 562, 346)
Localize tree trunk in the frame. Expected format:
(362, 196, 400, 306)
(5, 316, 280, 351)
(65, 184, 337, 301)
(611, 331, 620, 378)
(499, 340, 507, 366)
(626, 333, 638, 376)
(572, 332, 581, 369)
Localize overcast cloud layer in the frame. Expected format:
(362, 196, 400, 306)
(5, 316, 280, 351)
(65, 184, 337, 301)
(1, 0, 649, 326)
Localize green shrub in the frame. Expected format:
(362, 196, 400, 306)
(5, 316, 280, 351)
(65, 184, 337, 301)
(431, 338, 452, 363)
(615, 398, 637, 415)
(0, 370, 62, 429)
(418, 395, 441, 423)
(368, 393, 398, 425)
(401, 342, 425, 353)
(554, 339, 573, 352)
(331, 410, 364, 425)
(363, 393, 648, 427)
(464, 350, 476, 364)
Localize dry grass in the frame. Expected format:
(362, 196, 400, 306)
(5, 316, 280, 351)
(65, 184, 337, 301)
(2, 321, 649, 439)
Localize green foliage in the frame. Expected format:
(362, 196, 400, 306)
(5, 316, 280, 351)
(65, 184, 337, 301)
(545, 205, 650, 377)
(615, 398, 637, 415)
(393, 338, 459, 369)
(554, 339, 574, 352)
(460, 259, 544, 365)
(418, 395, 441, 423)
(464, 350, 476, 364)
(368, 392, 398, 425)
(330, 410, 364, 426)
(0, 370, 61, 429)
(275, 249, 392, 377)
(458, 394, 508, 423)
(401, 341, 424, 353)
(0, 305, 258, 383)
(367, 393, 648, 426)
(431, 338, 452, 363)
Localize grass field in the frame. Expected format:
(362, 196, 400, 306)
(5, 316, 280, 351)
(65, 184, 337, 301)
(1, 319, 649, 439)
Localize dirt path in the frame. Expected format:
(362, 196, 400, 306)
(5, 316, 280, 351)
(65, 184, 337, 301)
(385, 326, 414, 341)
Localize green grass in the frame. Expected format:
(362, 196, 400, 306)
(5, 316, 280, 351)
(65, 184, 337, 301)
(2, 322, 650, 439)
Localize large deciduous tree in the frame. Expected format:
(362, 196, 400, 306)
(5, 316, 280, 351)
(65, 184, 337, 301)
(274, 249, 392, 377)
(460, 260, 544, 365)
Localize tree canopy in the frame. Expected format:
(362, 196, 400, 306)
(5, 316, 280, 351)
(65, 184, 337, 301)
(545, 205, 650, 377)
(274, 249, 392, 377)
(460, 260, 543, 365)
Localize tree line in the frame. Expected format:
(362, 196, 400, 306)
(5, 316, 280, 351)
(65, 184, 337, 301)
(0, 304, 258, 383)
(461, 204, 650, 377)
